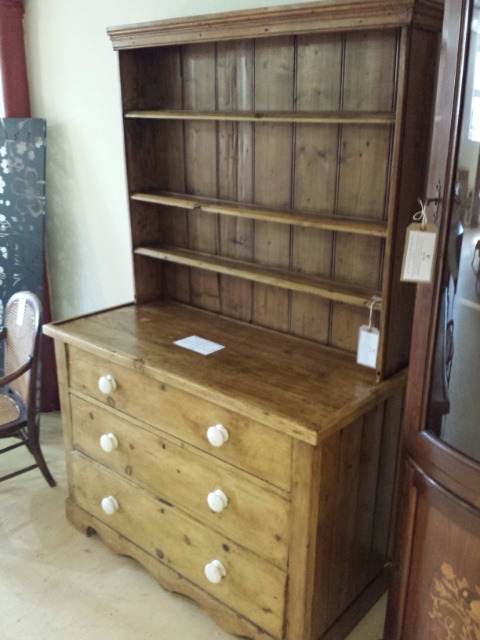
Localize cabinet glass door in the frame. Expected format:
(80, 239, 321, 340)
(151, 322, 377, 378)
(427, 6, 480, 464)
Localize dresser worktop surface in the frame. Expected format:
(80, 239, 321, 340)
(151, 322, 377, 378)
(44, 301, 406, 444)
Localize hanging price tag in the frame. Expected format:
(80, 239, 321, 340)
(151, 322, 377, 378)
(357, 326, 380, 369)
(401, 223, 438, 283)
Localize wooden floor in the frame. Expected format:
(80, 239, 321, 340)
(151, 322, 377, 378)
(0, 412, 387, 640)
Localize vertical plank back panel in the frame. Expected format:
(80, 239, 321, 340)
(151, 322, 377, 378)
(291, 33, 342, 344)
(182, 43, 220, 311)
(342, 30, 397, 112)
(327, 416, 364, 625)
(253, 36, 294, 331)
(372, 389, 405, 560)
(120, 47, 183, 112)
(121, 47, 188, 304)
(330, 304, 380, 354)
(351, 402, 386, 597)
(311, 430, 342, 637)
(217, 40, 255, 322)
(332, 30, 398, 354)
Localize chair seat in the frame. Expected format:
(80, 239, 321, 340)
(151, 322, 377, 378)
(0, 392, 21, 425)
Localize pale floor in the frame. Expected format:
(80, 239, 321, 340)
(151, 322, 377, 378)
(0, 412, 387, 640)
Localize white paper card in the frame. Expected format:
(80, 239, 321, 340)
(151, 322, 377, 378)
(401, 223, 437, 283)
(174, 335, 225, 356)
(357, 326, 380, 369)
(16, 296, 26, 326)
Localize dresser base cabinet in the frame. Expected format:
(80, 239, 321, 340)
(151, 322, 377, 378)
(46, 302, 406, 640)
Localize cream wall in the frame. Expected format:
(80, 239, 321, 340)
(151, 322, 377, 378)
(23, 0, 305, 319)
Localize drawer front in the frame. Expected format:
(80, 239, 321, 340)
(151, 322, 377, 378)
(71, 452, 286, 639)
(68, 346, 292, 491)
(71, 396, 290, 568)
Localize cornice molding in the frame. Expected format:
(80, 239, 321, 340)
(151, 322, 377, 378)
(108, 0, 444, 50)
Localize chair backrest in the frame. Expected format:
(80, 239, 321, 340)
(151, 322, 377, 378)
(4, 292, 42, 408)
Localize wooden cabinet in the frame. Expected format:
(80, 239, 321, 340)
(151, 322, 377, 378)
(384, 0, 480, 637)
(44, 2, 444, 639)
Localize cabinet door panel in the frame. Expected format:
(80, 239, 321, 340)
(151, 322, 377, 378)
(401, 465, 480, 640)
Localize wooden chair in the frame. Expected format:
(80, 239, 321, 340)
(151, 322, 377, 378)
(0, 292, 55, 486)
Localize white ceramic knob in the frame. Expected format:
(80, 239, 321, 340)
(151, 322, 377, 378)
(206, 424, 229, 447)
(205, 559, 227, 584)
(100, 433, 119, 453)
(101, 495, 119, 515)
(207, 489, 229, 513)
(98, 374, 117, 395)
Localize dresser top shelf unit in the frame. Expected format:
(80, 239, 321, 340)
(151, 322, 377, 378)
(114, 0, 441, 381)
(44, 301, 405, 446)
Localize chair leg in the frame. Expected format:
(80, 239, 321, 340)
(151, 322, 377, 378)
(28, 424, 56, 487)
(30, 440, 56, 487)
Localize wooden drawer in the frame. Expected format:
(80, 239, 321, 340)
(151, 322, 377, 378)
(71, 452, 286, 639)
(71, 395, 290, 568)
(68, 346, 292, 491)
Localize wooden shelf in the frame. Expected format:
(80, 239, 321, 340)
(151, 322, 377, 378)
(131, 192, 388, 238)
(134, 245, 383, 309)
(125, 109, 396, 125)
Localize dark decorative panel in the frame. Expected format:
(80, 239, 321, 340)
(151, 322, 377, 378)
(0, 118, 46, 373)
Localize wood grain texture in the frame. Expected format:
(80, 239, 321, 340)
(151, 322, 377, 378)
(312, 431, 342, 636)
(67, 500, 279, 640)
(216, 39, 255, 321)
(332, 29, 397, 361)
(71, 395, 290, 568)
(327, 417, 364, 625)
(44, 302, 408, 446)
(134, 245, 383, 308)
(125, 109, 396, 123)
(401, 465, 480, 640)
(380, 27, 440, 378)
(311, 394, 403, 639)
(131, 192, 389, 236)
(253, 36, 294, 331)
(285, 441, 323, 639)
(290, 33, 341, 344)
(108, 1, 444, 50)
(67, 343, 293, 489)
(71, 453, 287, 638)
(182, 43, 220, 311)
(121, 43, 188, 304)
(120, 46, 182, 111)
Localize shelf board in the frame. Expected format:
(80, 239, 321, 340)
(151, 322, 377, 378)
(134, 245, 383, 310)
(125, 110, 395, 125)
(131, 192, 388, 238)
